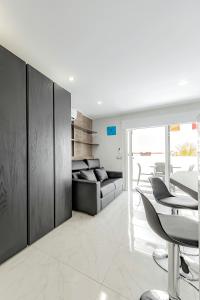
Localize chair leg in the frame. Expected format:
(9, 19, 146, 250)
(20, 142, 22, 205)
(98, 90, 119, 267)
(168, 243, 180, 299)
(140, 243, 180, 300)
(153, 207, 198, 282)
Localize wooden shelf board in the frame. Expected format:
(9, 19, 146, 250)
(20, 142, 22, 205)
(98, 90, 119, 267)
(72, 156, 94, 160)
(71, 139, 99, 146)
(72, 124, 97, 134)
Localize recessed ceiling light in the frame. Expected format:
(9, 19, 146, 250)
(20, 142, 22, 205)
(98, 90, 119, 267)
(97, 101, 103, 105)
(178, 80, 188, 86)
(69, 76, 74, 82)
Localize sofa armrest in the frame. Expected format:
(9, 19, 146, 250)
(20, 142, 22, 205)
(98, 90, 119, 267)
(107, 171, 123, 179)
(72, 179, 101, 215)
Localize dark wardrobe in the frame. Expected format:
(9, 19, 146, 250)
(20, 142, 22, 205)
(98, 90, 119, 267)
(0, 45, 72, 262)
(27, 66, 72, 244)
(27, 65, 55, 244)
(54, 84, 72, 227)
(0, 46, 27, 264)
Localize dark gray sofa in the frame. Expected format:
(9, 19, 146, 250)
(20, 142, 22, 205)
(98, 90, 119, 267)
(72, 159, 123, 215)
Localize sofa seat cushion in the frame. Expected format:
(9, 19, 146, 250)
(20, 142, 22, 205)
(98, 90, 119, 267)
(100, 179, 116, 197)
(101, 191, 115, 209)
(113, 178, 123, 189)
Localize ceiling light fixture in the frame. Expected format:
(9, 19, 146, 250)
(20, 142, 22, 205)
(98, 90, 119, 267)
(97, 101, 103, 105)
(178, 80, 188, 86)
(69, 76, 74, 82)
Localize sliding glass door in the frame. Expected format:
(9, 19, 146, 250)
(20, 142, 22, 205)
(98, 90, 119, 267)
(131, 126, 166, 191)
(170, 122, 198, 199)
(128, 122, 198, 196)
(127, 121, 199, 284)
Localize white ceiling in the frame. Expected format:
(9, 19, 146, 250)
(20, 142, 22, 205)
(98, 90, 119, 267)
(1, 0, 200, 119)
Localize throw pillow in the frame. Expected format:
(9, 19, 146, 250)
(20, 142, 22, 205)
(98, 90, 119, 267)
(95, 167, 108, 182)
(79, 170, 97, 181)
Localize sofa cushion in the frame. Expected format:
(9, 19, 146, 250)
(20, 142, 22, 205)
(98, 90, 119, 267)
(85, 159, 100, 169)
(113, 178, 123, 189)
(79, 170, 97, 182)
(101, 191, 115, 209)
(72, 160, 88, 171)
(95, 167, 108, 182)
(72, 171, 80, 179)
(100, 179, 115, 197)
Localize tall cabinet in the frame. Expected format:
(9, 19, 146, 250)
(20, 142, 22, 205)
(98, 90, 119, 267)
(54, 84, 72, 227)
(27, 65, 55, 244)
(0, 46, 27, 263)
(27, 67, 72, 244)
(0, 45, 72, 256)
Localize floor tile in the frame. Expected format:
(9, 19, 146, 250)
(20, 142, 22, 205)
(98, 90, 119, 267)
(0, 247, 100, 300)
(96, 286, 129, 300)
(103, 244, 167, 300)
(0, 191, 198, 300)
(34, 222, 119, 283)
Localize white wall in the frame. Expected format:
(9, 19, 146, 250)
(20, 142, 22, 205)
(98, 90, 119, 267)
(122, 101, 200, 129)
(93, 118, 123, 172)
(93, 101, 200, 175)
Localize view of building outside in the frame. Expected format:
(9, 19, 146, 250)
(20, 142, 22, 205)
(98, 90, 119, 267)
(132, 126, 165, 189)
(170, 123, 197, 172)
(131, 122, 197, 192)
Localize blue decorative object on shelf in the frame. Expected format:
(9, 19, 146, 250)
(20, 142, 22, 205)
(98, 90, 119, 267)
(107, 126, 117, 136)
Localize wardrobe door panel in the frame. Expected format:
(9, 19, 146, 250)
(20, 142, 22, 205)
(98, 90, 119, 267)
(27, 65, 54, 244)
(54, 84, 72, 227)
(0, 46, 27, 263)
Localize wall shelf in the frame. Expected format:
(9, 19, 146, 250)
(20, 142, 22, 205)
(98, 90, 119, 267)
(72, 156, 94, 160)
(72, 124, 97, 134)
(71, 112, 98, 158)
(71, 139, 99, 146)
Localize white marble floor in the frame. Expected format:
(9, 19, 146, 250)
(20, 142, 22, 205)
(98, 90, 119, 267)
(0, 191, 198, 300)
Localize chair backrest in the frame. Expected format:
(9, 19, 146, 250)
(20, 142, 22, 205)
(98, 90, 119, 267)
(149, 177, 172, 200)
(136, 188, 172, 243)
(188, 164, 195, 171)
(154, 162, 165, 174)
(154, 162, 173, 174)
(137, 163, 141, 185)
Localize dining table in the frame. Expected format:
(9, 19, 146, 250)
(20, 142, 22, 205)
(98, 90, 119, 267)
(170, 170, 198, 200)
